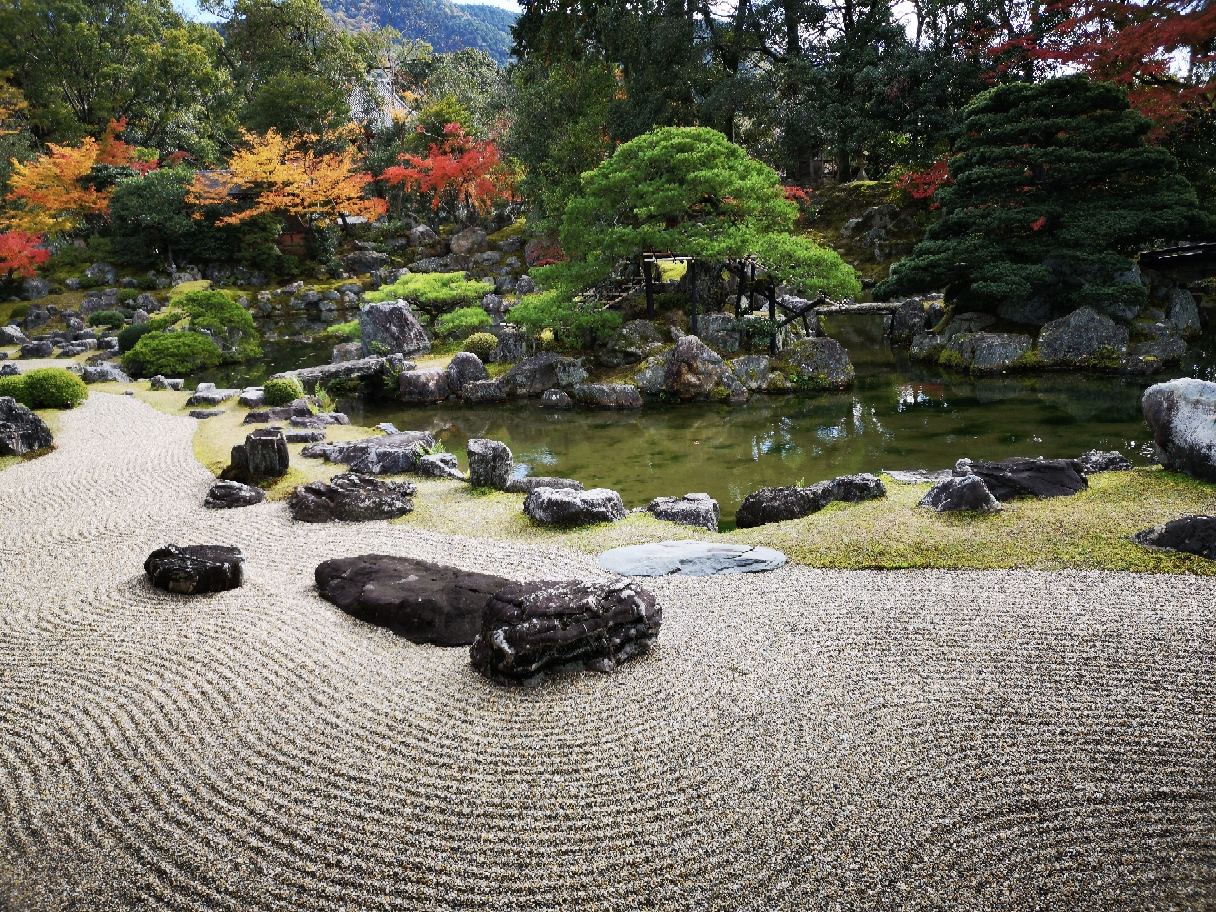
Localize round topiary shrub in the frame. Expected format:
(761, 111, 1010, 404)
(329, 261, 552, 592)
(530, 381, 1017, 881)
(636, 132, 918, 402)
(263, 377, 305, 406)
(122, 331, 222, 377)
(88, 310, 126, 329)
(22, 368, 88, 409)
(117, 322, 156, 352)
(0, 374, 28, 405)
(463, 332, 498, 360)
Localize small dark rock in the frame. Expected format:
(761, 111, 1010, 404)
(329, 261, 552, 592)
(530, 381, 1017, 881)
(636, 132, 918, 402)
(1132, 515, 1216, 561)
(918, 475, 1002, 513)
(285, 429, 326, 443)
(144, 545, 244, 594)
(20, 341, 53, 358)
(288, 473, 416, 523)
(735, 473, 886, 528)
(189, 409, 225, 419)
(0, 396, 53, 456)
(204, 479, 266, 509)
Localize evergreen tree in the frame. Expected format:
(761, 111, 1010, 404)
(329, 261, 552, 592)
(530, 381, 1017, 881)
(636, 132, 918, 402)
(876, 76, 1207, 323)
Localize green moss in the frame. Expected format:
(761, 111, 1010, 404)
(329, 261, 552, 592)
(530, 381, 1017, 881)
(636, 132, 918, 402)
(938, 348, 966, 370)
(1011, 348, 1045, 370)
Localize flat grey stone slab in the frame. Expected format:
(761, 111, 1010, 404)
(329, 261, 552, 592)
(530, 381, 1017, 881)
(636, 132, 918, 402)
(883, 469, 953, 484)
(599, 540, 786, 577)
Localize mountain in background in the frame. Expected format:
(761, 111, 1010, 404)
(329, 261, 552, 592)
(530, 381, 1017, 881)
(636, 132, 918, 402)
(325, 0, 517, 66)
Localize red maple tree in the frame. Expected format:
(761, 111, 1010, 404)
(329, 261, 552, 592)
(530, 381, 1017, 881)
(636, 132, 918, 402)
(0, 231, 50, 279)
(381, 123, 517, 219)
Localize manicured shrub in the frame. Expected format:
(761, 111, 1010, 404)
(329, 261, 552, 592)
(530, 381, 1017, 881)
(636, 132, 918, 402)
(122, 331, 222, 377)
(176, 290, 256, 334)
(463, 332, 499, 360)
(88, 310, 126, 329)
(434, 306, 491, 338)
(364, 272, 494, 317)
(117, 289, 140, 304)
(117, 321, 156, 352)
(263, 377, 305, 406)
(0, 374, 27, 404)
(11, 303, 29, 321)
(325, 320, 360, 340)
(22, 368, 88, 408)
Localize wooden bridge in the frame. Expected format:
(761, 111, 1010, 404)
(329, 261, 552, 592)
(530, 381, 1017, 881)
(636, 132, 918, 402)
(1138, 243, 1216, 284)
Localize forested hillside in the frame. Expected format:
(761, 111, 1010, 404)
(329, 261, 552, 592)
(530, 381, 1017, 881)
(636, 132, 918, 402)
(325, 0, 516, 64)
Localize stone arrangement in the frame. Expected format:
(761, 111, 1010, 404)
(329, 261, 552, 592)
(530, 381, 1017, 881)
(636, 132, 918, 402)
(288, 473, 416, 523)
(222, 428, 290, 483)
(144, 545, 245, 594)
(470, 579, 662, 685)
(0, 396, 53, 456)
(644, 493, 720, 531)
(736, 473, 887, 528)
(302, 431, 435, 475)
(1132, 515, 1216, 561)
(919, 475, 1002, 514)
(467, 438, 513, 489)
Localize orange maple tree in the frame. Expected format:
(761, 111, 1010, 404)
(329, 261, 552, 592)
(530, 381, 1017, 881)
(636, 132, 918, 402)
(0, 231, 49, 279)
(188, 127, 387, 227)
(3, 119, 153, 234)
(381, 123, 517, 219)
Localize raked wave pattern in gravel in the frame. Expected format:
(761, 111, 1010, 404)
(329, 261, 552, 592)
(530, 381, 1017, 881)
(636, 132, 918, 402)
(1, 393, 1214, 910)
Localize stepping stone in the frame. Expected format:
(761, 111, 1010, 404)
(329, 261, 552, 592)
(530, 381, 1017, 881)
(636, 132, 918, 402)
(189, 409, 224, 419)
(144, 545, 244, 594)
(598, 540, 786, 577)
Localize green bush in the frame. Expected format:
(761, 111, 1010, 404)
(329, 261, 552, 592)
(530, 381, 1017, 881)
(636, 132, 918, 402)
(463, 332, 499, 360)
(11, 303, 29, 321)
(0, 375, 27, 404)
(324, 320, 360, 341)
(122, 331, 222, 377)
(117, 289, 140, 304)
(22, 368, 88, 408)
(263, 377, 305, 406)
(509, 261, 622, 347)
(88, 310, 126, 329)
(364, 272, 494, 316)
(176, 290, 256, 334)
(117, 321, 157, 352)
(434, 306, 492, 338)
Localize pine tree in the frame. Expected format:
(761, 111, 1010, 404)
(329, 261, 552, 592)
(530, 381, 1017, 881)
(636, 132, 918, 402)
(876, 76, 1207, 323)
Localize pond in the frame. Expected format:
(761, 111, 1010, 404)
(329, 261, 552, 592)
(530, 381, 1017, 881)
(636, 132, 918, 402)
(322, 314, 1216, 524)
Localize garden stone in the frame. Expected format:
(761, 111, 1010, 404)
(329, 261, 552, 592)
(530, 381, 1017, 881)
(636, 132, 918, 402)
(889, 298, 927, 342)
(1077, 450, 1133, 474)
(919, 475, 1002, 513)
(883, 468, 954, 484)
(1132, 515, 1216, 561)
(20, 341, 53, 358)
(22, 277, 50, 301)
(289, 473, 416, 523)
(204, 480, 266, 509)
(515, 275, 538, 296)
(947, 332, 1032, 373)
(370, 267, 408, 289)
(467, 438, 512, 489)
(374, 422, 399, 434)
(238, 387, 265, 408)
(144, 545, 244, 594)
(449, 227, 488, 256)
(540, 389, 573, 409)
(447, 351, 488, 390)
(1037, 307, 1129, 365)
(186, 387, 238, 406)
(523, 487, 626, 526)
(303, 432, 435, 475)
(572, 383, 642, 409)
(661, 335, 729, 399)
(149, 376, 183, 391)
(271, 356, 400, 389)
(331, 342, 362, 363)
(777, 337, 855, 390)
(941, 312, 996, 339)
(0, 326, 28, 345)
(223, 428, 290, 483)
(473, 250, 503, 266)
(697, 312, 742, 353)
(599, 540, 786, 577)
(85, 263, 117, 284)
(596, 320, 665, 367)
(1167, 289, 1201, 335)
(81, 363, 131, 383)
(360, 302, 431, 358)
(58, 340, 95, 357)
(409, 225, 438, 246)
(645, 493, 720, 531)
(417, 452, 466, 480)
(132, 309, 149, 324)
(290, 415, 327, 429)
(411, 256, 449, 272)
(0, 396, 52, 456)
(1141, 378, 1216, 482)
(340, 250, 388, 274)
(735, 473, 886, 528)
(504, 476, 583, 494)
(729, 355, 771, 391)
(462, 379, 507, 403)
(500, 353, 587, 397)
(315, 555, 512, 646)
(134, 293, 158, 312)
(23, 309, 49, 330)
(910, 333, 946, 360)
(490, 327, 527, 363)
(189, 409, 224, 419)
(953, 456, 1088, 499)
(285, 429, 326, 443)
(470, 579, 661, 684)
(399, 369, 451, 404)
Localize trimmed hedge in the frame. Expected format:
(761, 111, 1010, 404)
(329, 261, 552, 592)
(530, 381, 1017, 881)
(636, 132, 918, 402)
(1, 368, 89, 409)
(463, 332, 498, 360)
(122, 331, 222, 377)
(263, 377, 304, 406)
(88, 310, 126, 329)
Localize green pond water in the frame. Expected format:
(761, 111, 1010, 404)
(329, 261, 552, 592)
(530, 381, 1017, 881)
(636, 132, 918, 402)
(206, 315, 1216, 520)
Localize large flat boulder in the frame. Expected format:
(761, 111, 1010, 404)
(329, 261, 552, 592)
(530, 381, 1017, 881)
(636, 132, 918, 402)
(0, 396, 53, 456)
(1037, 307, 1129, 366)
(599, 540, 786, 576)
(302, 432, 435, 475)
(945, 332, 1032, 373)
(315, 555, 513, 646)
(523, 487, 626, 526)
(1132, 515, 1216, 561)
(953, 456, 1087, 500)
(289, 473, 416, 522)
(500, 353, 587, 398)
(270, 356, 401, 388)
(470, 579, 661, 684)
(1142, 378, 1216, 482)
(776, 337, 855, 390)
(504, 476, 583, 494)
(144, 545, 244, 594)
(572, 383, 642, 409)
(360, 302, 430, 357)
(399, 369, 451, 404)
(735, 473, 886, 528)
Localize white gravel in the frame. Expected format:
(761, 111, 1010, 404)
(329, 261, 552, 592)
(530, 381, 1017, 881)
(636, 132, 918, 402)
(1, 393, 1214, 910)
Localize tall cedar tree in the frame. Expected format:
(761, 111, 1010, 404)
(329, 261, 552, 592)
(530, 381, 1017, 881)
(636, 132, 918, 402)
(876, 76, 1206, 324)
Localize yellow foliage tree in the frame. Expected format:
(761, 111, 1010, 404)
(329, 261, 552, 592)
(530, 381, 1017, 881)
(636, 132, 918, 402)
(189, 127, 387, 227)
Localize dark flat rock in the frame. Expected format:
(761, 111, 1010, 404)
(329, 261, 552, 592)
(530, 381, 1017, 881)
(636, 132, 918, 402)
(289, 473, 416, 523)
(504, 476, 583, 494)
(919, 475, 1002, 513)
(599, 540, 786, 576)
(145, 545, 244, 594)
(1132, 515, 1216, 560)
(203, 480, 266, 509)
(315, 555, 513, 646)
(954, 457, 1087, 500)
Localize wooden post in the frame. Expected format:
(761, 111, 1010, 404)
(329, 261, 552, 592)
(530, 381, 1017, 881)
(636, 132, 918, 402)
(768, 284, 777, 357)
(689, 259, 698, 336)
(644, 257, 655, 320)
(748, 263, 757, 314)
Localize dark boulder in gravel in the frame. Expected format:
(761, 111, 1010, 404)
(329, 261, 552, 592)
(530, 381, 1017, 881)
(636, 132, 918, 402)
(203, 479, 266, 509)
(0, 396, 53, 456)
(1141, 378, 1216, 482)
(919, 475, 1001, 513)
(523, 487, 626, 526)
(1076, 449, 1133, 474)
(20, 341, 53, 358)
(1132, 515, 1216, 561)
(288, 473, 416, 523)
(222, 428, 290, 483)
(144, 545, 244, 594)
(315, 555, 513, 646)
(467, 438, 512, 489)
(645, 493, 720, 531)
(504, 476, 583, 494)
(953, 456, 1087, 500)
(470, 579, 661, 684)
(736, 473, 886, 528)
